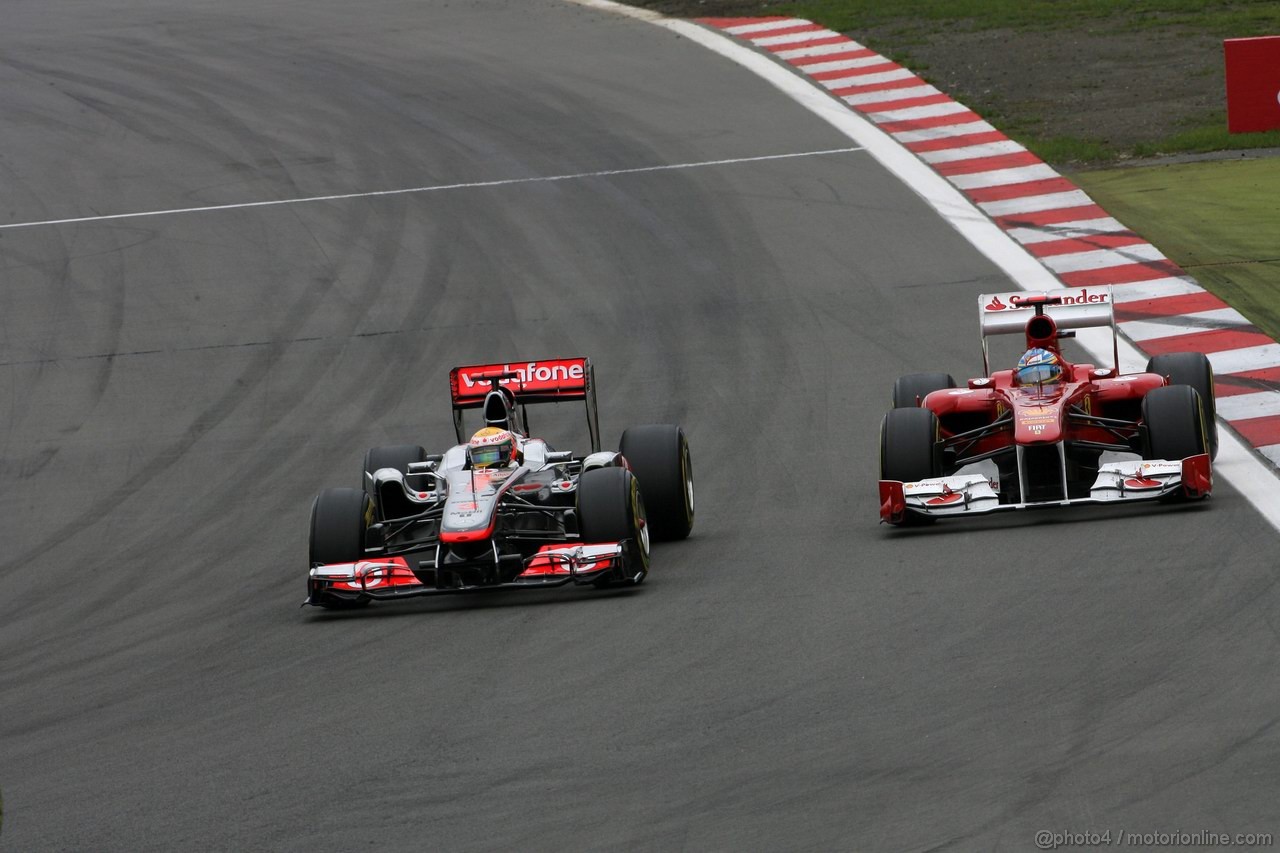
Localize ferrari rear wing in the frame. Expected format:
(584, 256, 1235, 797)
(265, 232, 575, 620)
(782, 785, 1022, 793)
(449, 357, 601, 452)
(977, 286, 1116, 373)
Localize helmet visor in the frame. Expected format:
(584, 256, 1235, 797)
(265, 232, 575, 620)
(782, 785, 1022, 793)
(1017, 362, 1062, 385)
(471, 445, 505, 467)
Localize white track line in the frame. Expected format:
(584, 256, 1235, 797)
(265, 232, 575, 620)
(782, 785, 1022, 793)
(891, 120, 997, 143)
(919, 139, 1028, 164)
(1006, 217, 1131, 243)
(1109, 276, 1206, 302)
(776, 41, 870, 60)
(754, 28, 833, 47)
(1040, 243, 1168, 274)
(822, 68, 916, 89)
(866, 101, 973, 123)
(1218, 391, 1280, 422)
(801, 55, 888, 74)
(567, 0, 1280, 533)
(726, 19, 806, 35)
(978, 190, 1094, 217)
(1207, 344, 1280, 375)
(946, 163, 1061, 190)
(844, 84, 940, 107)
(0, 147, 865, 231)
(1119, 308, 1254, 341)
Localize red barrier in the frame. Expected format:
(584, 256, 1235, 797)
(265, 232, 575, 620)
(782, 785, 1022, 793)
(1224, 36, 1280, 133)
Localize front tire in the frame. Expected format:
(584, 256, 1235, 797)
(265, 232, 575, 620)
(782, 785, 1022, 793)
(308, 487, 372, 610)
(1143, 384, 1208, 462)
(880, 407, 942, 483)
(1147, 353, 1217, 458)
(619, 424, 693, 541)
(578, 467, 649, 586)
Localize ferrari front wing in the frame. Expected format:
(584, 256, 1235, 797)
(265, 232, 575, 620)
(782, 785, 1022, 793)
(879, 454, 1211, 524)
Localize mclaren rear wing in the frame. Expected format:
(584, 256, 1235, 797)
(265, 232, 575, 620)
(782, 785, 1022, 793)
(449, 357, 601, 452)
(977, 286, 1116, 373)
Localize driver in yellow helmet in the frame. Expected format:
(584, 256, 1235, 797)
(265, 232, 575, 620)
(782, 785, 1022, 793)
(468, 427, 519, 468)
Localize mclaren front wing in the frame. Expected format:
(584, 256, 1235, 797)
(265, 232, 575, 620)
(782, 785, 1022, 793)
(307, 542, 634, 604)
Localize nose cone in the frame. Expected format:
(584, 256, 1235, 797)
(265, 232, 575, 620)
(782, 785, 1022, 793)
(1013, 397, 1064, 444)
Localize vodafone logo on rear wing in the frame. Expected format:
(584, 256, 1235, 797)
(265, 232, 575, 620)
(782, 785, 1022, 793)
(450, 357, 589, 403)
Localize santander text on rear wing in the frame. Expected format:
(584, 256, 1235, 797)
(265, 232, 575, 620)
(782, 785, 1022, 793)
(449, 357, 600, 452)
(977, 286, 1116, 373)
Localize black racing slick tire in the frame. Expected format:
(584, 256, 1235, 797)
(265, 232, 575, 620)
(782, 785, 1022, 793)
(880, 407, 942, 483)
(363, 445, 428, 500)
(619, 424, 694, 541)
(892, 372, 956, 409)
(1143, 384, 1209, 462)
(577, 467, 649, 586)
(308, 487, 372, 610)
(364, 444, 429, 521)
(1147, 352, 1217, 459)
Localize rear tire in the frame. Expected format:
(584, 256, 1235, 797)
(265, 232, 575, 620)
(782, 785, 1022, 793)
(1143, 384, 1208, 462)
(1147, 352, 1217, 458)
(308, 487, 372, 610)
(892, 372, 956, 409)
(619, 424, 693, 541)
(577, 467, 649, 586)
(880, 407, 942, 483)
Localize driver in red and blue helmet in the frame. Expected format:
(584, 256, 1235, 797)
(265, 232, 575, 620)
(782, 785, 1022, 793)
(1015, 347, 1064, 387)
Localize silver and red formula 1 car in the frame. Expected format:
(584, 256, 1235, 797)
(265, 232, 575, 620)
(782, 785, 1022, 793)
(305, 357, 694, 609)
(878, 286, 1216, 524)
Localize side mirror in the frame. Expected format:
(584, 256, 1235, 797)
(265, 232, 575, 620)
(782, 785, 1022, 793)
(407, 473, 437, 494)
(582, 451, 622, 472)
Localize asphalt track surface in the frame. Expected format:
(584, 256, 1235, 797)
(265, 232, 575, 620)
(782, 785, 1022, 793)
(2, 1, 1278, 850)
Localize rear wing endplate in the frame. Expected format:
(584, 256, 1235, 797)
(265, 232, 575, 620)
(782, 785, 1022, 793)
(449, 357, 600, 452)
(977, 286, 1116, 373)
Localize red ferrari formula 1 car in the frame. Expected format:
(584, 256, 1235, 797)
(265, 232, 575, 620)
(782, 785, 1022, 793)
(305, 357, 694, 608)
(878, 287, 1216, 524)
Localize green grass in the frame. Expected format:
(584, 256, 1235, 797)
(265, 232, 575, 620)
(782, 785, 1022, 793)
(1001, 124, 1280, 166)
(1132, 122, 1280, 158)
(1021, 136, 1119, 164)
(758, 0, 1280, 165)
(1073, 158, 1280, 340)
(773, 0, 1280, 35)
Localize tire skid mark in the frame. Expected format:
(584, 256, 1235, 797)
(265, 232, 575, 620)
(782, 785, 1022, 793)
(1, 104, 398, 591)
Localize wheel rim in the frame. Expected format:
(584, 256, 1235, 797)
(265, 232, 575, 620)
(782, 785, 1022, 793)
(633, 478, 650, 568)
(681, 441, 694, 522)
